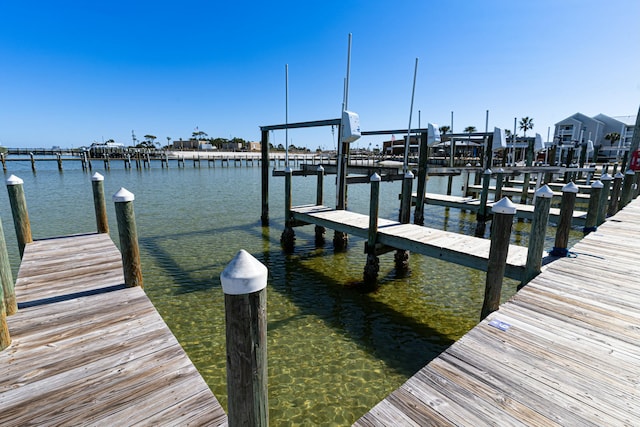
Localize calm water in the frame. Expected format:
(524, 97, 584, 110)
(0, 158, 583, 425)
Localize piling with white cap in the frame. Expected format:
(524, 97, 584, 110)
(113, 188, 143, 288)
(475, 169, 493, 237)
(608, 172, 625, 216)
(481, 197, 517, 319)
(91, 172, 109, 234)
(221, 250, 268, 427)
(550, 182, 579, 257)
(618, 169, 636, 210)
(583, 180, 604, 235)
(521, 185, 554, 287)
(6, 175, 32, 258)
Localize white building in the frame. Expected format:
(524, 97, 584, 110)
(553, 113, 636, 162)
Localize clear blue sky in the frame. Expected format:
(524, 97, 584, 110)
(1, 0, 639, 149)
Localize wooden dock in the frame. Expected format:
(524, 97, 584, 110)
(0, 233, 227, 426)
(417, 192, 588, 226)
(355, 197, 640, 426)
(291, 205, 529, 280)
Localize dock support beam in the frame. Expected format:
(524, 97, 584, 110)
(475, 169, 492, 237)
(395, 171, 413, 271)
(618, 169, 636, 210)
(583, 180, 603, 235)
(608, 172, 624, 217)
(550, 182, 579, 257)
(6, 175, 32, 258)
(314, 166, 325, 245)
(364, 173, 381, 285)
(521, 186, 553, 287)
(91, 173, 109, 234)
(597, 173, 612, 225)
(481, 197, 516, 320)
(281, 167, 295, 252)
(113, 188, 143, 288)
(414, 132, 429, 226)
(221, 250, 269, 427)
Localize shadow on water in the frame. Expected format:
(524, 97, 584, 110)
(139, 218, 453, 378)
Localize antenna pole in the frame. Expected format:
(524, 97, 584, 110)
(285, 64, 289, 168)
(344, 33, 352, 112)
(403, 58, 419, 172)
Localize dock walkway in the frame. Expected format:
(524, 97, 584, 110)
(291, 205, 529, 280)
(417, 192, 588, 226)
(0, 233, 227, 426)
(355, 198, 640, 426)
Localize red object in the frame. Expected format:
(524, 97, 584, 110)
(631, 150, 640, 171)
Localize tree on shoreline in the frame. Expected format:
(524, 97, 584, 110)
(519, 117, 534, 137)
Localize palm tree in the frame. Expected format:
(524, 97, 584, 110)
(519, 117, 534, 137)
(604, 132, 620, 146)
(464, 126, 476, 134)
(439, 125, 450, 135)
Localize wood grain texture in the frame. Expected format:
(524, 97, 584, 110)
(291, 205, 528, 280)
(0, 233, 226, 426)
(355, 197, 640, 426)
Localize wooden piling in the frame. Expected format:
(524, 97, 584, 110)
(549, 182, 579, 257)
(113, 188, 143, 288)
(0, 217, 16, 316)
(413, 132, 429, 226)
(91, 172, 109, 234)
(481, 197, 516, 320)
(364, 173, 381, 284)
(56, 153, 63, 171)
(597, 173, 612, 225)
(221, 250, 268, 427)
(261, 129, 269, 226)
(6, 175, 32, 258)
(634, 171, 640, 199)
(0, 153, 6, 172)
(475, 169, 492, 237)
(494, 168, 505, 201)
(608, 172, 624, 216)
(315, 166, 326, 245)
(583, 180, 603, 235)
(0, 283, 9, 350)
(29, 153, 36, 172)
(395, 171, 413, 271)
(618, 169, 636, 210)
(280, 168, 295, 252)
(522, 186, 553, 287)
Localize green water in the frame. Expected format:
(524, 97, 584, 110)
(0, 160, 583, 425)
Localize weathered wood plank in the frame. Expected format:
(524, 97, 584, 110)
(356, 196, 640, 426)
(0, 233, 227, 426)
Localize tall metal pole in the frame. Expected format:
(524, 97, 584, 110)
(285, 64, 289, 168)
(403, 58, 419, 173)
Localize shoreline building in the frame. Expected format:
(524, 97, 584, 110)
(553, 113, 636, 162)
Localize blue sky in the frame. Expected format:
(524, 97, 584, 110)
(1, 0, 639, 149)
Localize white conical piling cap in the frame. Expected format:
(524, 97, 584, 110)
(112, 187, 135, 202)
(220, 249, 268, 295)
(626, 169, 636, 175)
(614, 172, 624, 179)
(6, 174, 23, 185)
(484, 168, 492, 175)
(562, 182, 579, 193)
(370, 172, 381, 182)
(284, 166, 293, 173)
(535, 185, 554, 199)
(591, 180, 604, 189)
(404, 170, 414, 179)
(600, 173, 612, 181)
(91, 172, 104, 182)
(492, 197, 517, 214)
(497, 168, 505, 173)
(316, 165, 324, 173)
